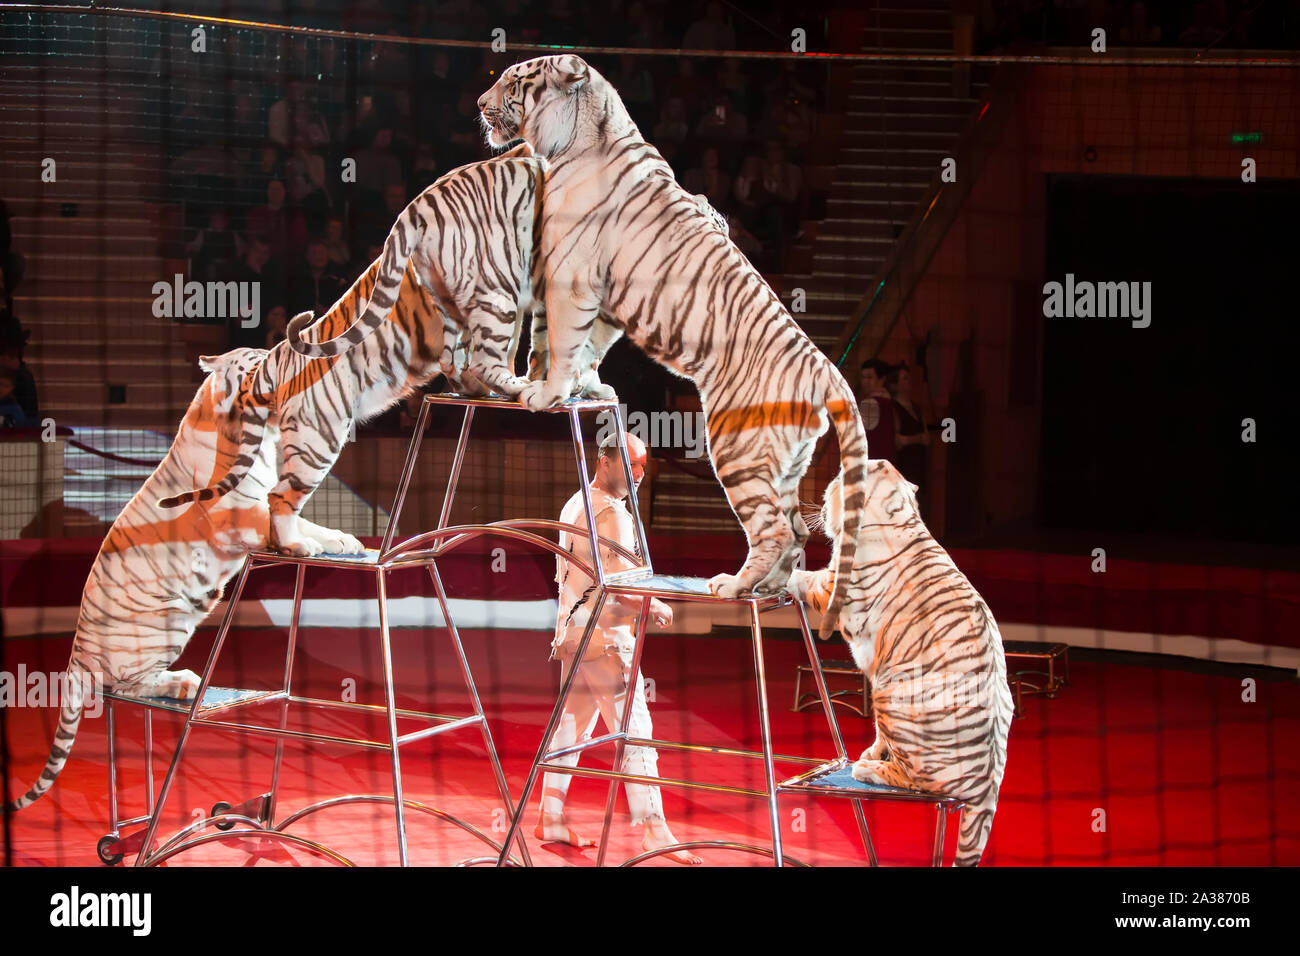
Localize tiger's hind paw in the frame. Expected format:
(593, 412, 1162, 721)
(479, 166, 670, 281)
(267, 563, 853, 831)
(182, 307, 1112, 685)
(851, 757, 909, 788)
(579, 378, 617, 401)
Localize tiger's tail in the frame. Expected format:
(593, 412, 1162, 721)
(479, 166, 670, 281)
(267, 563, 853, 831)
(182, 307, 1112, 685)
(6, 662, 91, 811)
(820, 371, 868, 639)
(287, 202, 427, 359)
(157, 355, 277, 509)
(953, 798, 998, 866)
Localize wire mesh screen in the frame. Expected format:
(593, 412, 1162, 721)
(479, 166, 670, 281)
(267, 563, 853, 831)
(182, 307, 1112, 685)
(1, 2, 1297, 869)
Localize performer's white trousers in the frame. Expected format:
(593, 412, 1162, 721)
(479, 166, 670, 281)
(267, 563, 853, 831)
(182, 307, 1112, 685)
(541, 645, 664, 824)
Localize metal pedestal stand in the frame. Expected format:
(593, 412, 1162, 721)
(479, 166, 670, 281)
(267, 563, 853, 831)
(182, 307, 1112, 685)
(128, 393, 632, 866)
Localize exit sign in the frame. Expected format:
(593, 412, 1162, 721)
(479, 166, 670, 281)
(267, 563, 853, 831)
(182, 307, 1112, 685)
(1231, 132, 1262, 144)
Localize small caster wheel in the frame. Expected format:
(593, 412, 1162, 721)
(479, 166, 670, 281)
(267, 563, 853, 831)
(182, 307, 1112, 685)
(212, 801, 235, 831)
(97, 834, 124, 866)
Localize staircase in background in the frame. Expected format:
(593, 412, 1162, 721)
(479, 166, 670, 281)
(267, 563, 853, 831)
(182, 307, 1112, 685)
(655, 4, 995, 534)
(1, 65, 203, 431)
(776, 2, 991, 354)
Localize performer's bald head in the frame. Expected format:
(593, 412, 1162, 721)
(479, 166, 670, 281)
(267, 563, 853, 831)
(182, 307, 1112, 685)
(596, 431, 648, 496)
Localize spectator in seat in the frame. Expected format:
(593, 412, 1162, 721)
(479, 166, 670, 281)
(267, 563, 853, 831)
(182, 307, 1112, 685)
(323, 216, 352, 272)
(231, 237, 285, 348)
(353, 126, 406, 207)
(760, 139, 802, 217)
(242, 143, 285, 206)
(682, 147, 732, 212)
(858, 359, 896, 463)
(763, 62, 816, 116)
(652, 97, 690, 154)
(0, 328, 38, 425)
(625, 0, 665, 49)
(695, 91, 749, 148)
(0, 367, 38, 428)
(446, 90, 491, 170)
(715, 58, 752, 114)
(661, 59, 704, 118)
(346, 241, 383, 281)
(268, 79, 330, 151)
(411, 142, 440, 184)
(888, 362, 930, 514)
(761, 89, 813, 153)
(186, 207, 240, 282)
(263, 304, 290, 349)
(356, 183, 410, 251)
(0, 198, 25, 307)
(285, 133, 331, 234)
(615, 55, 656, 128)
(1119, 1, 1162, 43)
(683, 1, 736, 51)
(246, 179, 309, 263)
(290, 239, 346, 318)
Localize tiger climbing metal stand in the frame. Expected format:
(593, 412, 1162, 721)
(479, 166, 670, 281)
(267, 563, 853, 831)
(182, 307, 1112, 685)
(488, 411, 959, 867)
(128, 393, 636, 867)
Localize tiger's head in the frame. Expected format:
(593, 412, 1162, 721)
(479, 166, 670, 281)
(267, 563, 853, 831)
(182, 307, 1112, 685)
(197, 348, 268, 421)
(477, 55, 615, 158)
(820, 460, 921, 544)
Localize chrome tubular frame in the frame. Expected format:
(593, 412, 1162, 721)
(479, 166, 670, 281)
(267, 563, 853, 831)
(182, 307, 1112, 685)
(119, 394, 635, 867)
(496, 577, 880, 868)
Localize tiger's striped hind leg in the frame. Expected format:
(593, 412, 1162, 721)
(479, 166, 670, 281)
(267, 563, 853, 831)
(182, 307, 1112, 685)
(116, 666, 202, 701)
(463, 302, 530, 398)
(709, 428, 817, 598)
(268, 414, 356, 557)
(850, 754, 910, 788)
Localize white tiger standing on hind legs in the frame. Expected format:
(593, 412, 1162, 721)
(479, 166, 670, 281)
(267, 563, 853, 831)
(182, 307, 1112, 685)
(477, 55, 869, 635)
(790, 461, 1015, 866)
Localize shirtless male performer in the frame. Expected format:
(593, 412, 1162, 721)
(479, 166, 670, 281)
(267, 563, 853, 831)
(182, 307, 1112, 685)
(537, 431, 702, 865)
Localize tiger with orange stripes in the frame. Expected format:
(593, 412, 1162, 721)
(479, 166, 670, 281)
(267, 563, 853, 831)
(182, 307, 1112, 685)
(160, 152, 550, 557)
(9, 154, 550, 810)
(7, 348, 279, 810)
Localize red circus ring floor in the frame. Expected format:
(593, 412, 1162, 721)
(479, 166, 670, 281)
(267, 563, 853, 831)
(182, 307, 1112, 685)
(4, 621, 1298, 867)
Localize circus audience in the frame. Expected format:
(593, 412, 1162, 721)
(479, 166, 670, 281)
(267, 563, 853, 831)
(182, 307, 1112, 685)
(289, 239, 347, 318)
(185, 207, 241, 283)
(184, 8, 833, 354)
(246, 179, 309, 263)
(889, 363, 931, 514)
(858, 359, 896, 464)
(0, 328, 39, 428)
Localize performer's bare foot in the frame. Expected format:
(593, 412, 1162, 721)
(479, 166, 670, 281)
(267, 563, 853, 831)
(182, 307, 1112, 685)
(642, 817, 701, 865)
(535, 812, 595, 848)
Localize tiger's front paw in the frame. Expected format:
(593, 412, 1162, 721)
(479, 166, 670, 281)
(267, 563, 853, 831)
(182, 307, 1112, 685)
(277, 537, 324, 558)
(707, 572, 748, 600)
(309, 529, 365, 555)
(786, 569, 814, 602)
(519, 380, 568, 411)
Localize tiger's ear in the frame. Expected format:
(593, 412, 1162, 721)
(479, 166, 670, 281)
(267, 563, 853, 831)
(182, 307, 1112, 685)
(550, 54, 589, 92)
(198, 355, 220, 373)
